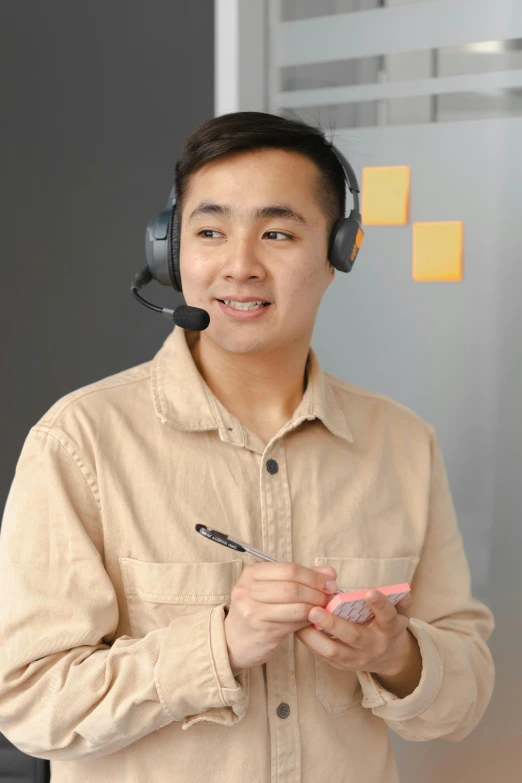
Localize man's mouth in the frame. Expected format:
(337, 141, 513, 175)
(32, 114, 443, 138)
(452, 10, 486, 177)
(217, 300, 271, 311)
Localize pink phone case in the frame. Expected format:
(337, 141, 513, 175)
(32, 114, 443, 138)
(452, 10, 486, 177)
(312, 582, 411, 630)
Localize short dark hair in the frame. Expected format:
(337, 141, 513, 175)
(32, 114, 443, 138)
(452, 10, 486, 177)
(174, 112, 346, 237)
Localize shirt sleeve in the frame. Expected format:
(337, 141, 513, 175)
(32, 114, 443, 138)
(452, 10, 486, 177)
(0, 427, 249, 761)
(356, 425, 495, 741)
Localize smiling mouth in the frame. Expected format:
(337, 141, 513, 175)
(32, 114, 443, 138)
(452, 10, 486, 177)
(218, 299, 272, 310)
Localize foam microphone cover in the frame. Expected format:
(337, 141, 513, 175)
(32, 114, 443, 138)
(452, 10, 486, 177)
(173, 305, 210, 331)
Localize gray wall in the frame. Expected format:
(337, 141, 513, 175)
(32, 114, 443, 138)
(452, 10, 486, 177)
(0, 0, 214, 777)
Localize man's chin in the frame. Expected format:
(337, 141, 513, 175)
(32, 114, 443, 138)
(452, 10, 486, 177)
(206, 330, 273, 356)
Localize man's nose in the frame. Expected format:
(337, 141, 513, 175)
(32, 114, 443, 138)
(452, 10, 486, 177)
(221, 237, 265, 280)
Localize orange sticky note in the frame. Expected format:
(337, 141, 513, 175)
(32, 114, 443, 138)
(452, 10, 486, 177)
(413, 221, 463, 282)
(361, 166, 410, 225)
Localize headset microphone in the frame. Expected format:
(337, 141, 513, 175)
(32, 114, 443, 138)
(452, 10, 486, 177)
(131, 143, 363, 331)
(131, 267, 210, 330)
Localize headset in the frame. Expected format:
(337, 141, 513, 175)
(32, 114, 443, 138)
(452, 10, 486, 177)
(131, 144, 364, 330)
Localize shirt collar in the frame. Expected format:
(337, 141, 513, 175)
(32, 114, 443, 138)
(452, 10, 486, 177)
(151, 325, 354, 445)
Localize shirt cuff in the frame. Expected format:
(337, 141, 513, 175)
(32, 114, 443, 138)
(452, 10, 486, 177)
(182, 604, 250, 729)
(154, 604, 249, 730)
(356, 618, 443, 721)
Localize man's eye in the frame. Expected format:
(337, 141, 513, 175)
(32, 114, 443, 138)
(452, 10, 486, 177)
(197, 229, 292, 240)
(265, 231, 293, 240)
(197, 229, 222, 238)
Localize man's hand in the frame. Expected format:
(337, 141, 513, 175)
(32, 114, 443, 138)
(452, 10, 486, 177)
(295, 589, 423, 698)
(224, 563, 339, 672)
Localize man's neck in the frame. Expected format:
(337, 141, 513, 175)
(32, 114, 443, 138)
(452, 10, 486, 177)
(189, 334, 309, 431)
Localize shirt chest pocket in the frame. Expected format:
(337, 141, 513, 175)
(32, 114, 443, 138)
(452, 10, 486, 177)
(313, 555, 420, 715)
(119, 557, 243, 639)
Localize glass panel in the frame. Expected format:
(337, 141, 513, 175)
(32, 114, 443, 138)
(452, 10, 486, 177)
(282, 0, 426, 23)
(281, 88, 522, 128)
(438, 39, 522, 78)
(281, 56, 384, 92)
(280, 39, 522, 92)
(437, 87, 522, 122)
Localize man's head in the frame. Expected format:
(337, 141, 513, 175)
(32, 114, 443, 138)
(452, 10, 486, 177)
(176, 112, 347, 357)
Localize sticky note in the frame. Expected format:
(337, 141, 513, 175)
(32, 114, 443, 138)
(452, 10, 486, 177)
(361, 166, 410, 225)
(413, 221, 463, 282)
(312, 583, 412, 635)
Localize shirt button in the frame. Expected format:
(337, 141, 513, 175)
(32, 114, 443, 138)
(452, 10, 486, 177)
(266, 459, 279, 474)
(277, 703, 290, 719)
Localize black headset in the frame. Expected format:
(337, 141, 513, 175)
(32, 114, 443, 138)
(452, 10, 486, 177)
(131, 144, 364, 330)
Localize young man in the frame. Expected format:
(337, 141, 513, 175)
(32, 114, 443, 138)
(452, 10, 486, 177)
(0, 113, 494, 783)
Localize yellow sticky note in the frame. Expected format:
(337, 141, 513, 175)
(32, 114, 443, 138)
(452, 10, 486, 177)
(361, 166, 410, 225)
(413, 221, 463, 282)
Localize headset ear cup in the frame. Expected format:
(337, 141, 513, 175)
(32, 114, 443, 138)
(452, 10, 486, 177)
(327, 217, 344, 267)
(168, 207, 182, 292)
(328, 213, 363, 273)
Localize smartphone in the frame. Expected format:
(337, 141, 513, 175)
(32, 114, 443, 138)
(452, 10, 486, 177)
(312, 582, 411, 631)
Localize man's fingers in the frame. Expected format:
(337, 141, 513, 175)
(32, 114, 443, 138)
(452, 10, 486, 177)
(311, 566, 338, 579)
(395, 592, 412, 618)
(248, 562, 337, 593)
(250, 580, 334, 607)
(365, 590, 400, 633)
(308, 606, 366, 648)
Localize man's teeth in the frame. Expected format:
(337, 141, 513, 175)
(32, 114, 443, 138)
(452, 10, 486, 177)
(223, 300, 267, 310)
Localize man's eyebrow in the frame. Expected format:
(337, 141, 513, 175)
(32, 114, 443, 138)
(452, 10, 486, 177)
(188, 201, 308, 226)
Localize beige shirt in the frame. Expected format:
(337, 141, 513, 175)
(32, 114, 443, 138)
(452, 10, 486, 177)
(0, 325, 494, 783)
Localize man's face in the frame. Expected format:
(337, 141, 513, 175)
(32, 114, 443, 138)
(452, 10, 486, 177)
(179, 148, 335, 356)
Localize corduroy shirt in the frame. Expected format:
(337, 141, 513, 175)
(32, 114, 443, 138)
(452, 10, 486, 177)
(0, 325, 494, 783)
